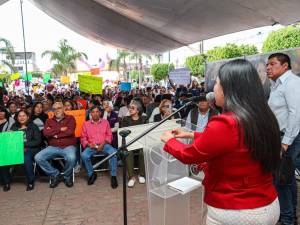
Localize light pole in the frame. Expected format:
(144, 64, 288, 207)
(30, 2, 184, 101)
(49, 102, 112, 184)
(20, 0, 29, 96)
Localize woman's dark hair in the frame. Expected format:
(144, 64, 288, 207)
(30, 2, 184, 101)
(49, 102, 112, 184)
(218, 59, 281, 173)
(63, 99, 75, 110)
(0, 106, 10, 120)
(32, 102, 43, 115)
(14, 110, 29, 127)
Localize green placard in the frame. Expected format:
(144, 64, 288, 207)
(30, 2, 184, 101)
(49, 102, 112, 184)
(78, 75, 103, 94)
(0, 131, 24, 166)
(0, 81, 3, 87)
(43, 73, 51, 83)
(23, 73, 32, 81)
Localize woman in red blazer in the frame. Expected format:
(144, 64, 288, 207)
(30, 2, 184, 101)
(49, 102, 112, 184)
(161, 59, 281, 225)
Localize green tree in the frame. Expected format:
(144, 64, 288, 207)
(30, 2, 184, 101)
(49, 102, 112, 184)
(0, 37, 16, 73)
(42, 39, 87, 77)
(185, 54, 207, 77)
(108, 50, 130, 79)
(262, 25, 300, 52)
(150, 63, 175, 81)
(207, 43, 258, 62)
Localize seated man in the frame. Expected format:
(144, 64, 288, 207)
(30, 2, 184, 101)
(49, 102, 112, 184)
(186, 94, 218, 132)
(80, 106, 118, 189)
(35, 102, 77, 188)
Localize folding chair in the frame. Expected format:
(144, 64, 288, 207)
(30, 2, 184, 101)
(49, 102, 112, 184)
(49, 157, 75, 184)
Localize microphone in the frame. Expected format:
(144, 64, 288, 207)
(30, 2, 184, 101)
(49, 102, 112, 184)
(183, 96, 205, 103)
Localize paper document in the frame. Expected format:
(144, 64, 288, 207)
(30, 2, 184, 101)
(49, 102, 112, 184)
(167, 177, 202, 195)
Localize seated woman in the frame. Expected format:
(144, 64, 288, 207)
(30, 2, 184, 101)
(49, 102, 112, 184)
(153, 99, 179, 122)
(0, 106, 15, 192)
(1, 110, 41, 192)
(102, 100, 119, 148)
(63, 99, 76, 111)
(120, 100, 148, 187)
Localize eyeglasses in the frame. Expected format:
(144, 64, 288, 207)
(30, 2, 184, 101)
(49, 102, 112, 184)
(162, 105, 171, 108)
(53, 107, 63, 111)
(129, 106, 137, 110)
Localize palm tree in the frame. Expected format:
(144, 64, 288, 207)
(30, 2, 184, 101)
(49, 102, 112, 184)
(42, 39, 88, 77)
(0, 37, 16, 73)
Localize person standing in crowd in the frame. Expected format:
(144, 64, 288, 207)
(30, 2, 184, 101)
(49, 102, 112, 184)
(0, 106, 15, 192)
(267, 53, 300, 225)
(80, 106, 118, 188)
(102, 100, 119, 148)
(120, 100, 148, 187)
(34, 102, 77, 188)
(2, 110, 41, 191)
(185, 94, 218, 131)
(161, 59, 281, 225)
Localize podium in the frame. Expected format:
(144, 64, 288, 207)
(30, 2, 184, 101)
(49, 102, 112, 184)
(144, 123, 204, 225)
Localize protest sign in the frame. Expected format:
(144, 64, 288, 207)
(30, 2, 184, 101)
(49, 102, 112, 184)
(65, 110, 86, 137)
(169, 68, 191, 85)
(47, 110, 85, 137)
(0, 81, 2, 87)
(0, 131, 24, 166)
(90, 68, 100, 75)
(11, 72, 20, 81)
(43, 73, 51, 83)
(23, 73, 32, 81)
(60, 76, 70, 84)
(120, 82, 132, 91)
(78, 75, 103, 94)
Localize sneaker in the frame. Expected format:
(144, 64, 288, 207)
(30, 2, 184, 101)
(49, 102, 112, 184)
(3, 183, 10, 192)
(127, 177, 136, 188)
(138, 176, 146, 184)
(74, 164, 81, 174)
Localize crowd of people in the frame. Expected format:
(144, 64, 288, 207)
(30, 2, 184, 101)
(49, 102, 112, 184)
(0, 77, 209, 191)
(1, 52, 300, 225)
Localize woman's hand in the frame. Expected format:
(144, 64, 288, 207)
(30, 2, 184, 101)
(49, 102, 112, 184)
(161, 131, 175, 143)
(171, 128, 194, 139)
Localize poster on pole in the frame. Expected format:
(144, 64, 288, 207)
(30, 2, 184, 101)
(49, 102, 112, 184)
(0, 131, 24, 166)
(60, 76, 70, 84)
(78, 75, 103, 94)
(168, 68, 191, 85)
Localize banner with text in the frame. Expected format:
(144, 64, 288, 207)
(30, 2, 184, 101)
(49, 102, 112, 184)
(169, 68, 191, 85)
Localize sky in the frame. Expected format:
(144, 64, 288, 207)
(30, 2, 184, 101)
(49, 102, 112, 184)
(0, 0, 282, 72)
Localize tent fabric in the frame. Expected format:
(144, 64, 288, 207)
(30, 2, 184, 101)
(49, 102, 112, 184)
(24, 0, 300, 53)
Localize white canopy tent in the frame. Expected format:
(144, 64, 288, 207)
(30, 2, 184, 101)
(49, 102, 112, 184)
(2, 0, 300, 53)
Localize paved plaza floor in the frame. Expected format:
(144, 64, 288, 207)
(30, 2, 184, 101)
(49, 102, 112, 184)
(0, 170, 203, 225)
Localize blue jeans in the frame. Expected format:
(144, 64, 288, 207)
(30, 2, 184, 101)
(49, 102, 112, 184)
(81, 144, 117, 177)
(0, 148, 35, 184)
(275, 132, 300, 225)
(34, 145, 77, 180)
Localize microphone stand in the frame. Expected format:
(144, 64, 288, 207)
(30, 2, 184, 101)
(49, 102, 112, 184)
(93, 100, 194, 225)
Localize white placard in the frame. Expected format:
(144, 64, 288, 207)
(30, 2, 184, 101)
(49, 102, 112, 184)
(169, 68, 191, 85)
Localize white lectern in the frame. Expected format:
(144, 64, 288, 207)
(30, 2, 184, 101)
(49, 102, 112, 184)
(144, 127, 203, 225)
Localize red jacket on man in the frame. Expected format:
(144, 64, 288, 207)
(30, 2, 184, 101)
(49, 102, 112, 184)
(43, 115, 77, 148)
(164, 113, 277, 209)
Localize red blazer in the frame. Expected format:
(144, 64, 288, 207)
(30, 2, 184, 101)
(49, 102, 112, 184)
(164, 113, 277, 209)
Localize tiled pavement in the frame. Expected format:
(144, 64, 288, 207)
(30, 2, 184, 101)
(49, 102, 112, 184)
(0, 170, 203, 225)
